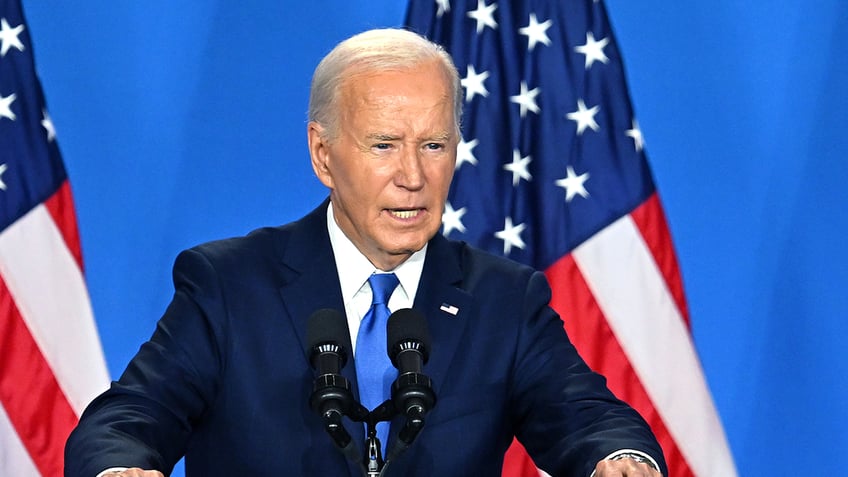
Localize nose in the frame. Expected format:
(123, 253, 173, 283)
(395, 147, 425, 191)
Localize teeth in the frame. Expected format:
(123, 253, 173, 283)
(391, 210, 419, 219)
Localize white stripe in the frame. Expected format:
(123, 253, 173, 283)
(573, 214, 737, 477)
(0, 403, 40, 476)
(0, 205, 110, 416)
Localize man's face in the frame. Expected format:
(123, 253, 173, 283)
(308, 59, 458, 271)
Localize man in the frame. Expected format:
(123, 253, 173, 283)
(65, 28, 665, 477)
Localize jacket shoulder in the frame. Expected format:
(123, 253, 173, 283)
(182, 200, 328, 272)
(446, 237, 540, 284)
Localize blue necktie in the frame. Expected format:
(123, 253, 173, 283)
(355, 272, 399, 450)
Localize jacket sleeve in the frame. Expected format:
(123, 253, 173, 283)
(64, 248, 226, 477)
(509, 271, 667, 477)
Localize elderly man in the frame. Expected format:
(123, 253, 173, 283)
(65, 28, 665, 477)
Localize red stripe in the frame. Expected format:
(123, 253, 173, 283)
(0, 277, 79, 476)
(630, 194, 690, 326)
(43, 180, 85, 271)
(502, 439, 543, 477)
(545, 254, 693, 477)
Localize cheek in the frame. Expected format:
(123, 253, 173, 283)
(333, 162, 373, 197)
(430, 163, 455, 195)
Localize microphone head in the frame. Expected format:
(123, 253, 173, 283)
(306, 308, 349, 365)
(387, 308, 431, 364)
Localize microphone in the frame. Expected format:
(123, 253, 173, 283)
(306, 309, 363, 460)
(307, 308, 349, 378)
(385, 308, 436, 459)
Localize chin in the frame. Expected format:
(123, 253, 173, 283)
(391, 242, 426, 255)
(385, 237, 428, 256)
(387, 226, 436, 246)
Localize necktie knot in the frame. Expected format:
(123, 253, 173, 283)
(368, 273, 399, 307)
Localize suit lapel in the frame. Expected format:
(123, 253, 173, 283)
(410, 234, 472, 398)
(273, 200, 367, 454)
(275, 200, 347, 361)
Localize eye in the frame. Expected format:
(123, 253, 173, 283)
(424, 143, 444, 151)
(373, 143, 392, 150)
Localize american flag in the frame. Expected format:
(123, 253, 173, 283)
(405, 0, 737, 475)
(0, 0, 109, 475)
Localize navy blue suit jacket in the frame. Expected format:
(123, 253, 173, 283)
(65, 201, 665, 476)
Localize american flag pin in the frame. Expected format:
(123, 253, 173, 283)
(439, 303, 459, 316)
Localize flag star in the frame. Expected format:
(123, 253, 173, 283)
(495, 216, 526, 256)
(504, 149, 532, 186)
(625, 119, 644, 152)
(555, 166, 590, 202)
(442, 201, 467, 236)
(0, 18, 25, 57)
(436, 0, 450, 17)
(574, 32, 609, 69)
(456, 137, 479, 169)
(566, 99, 600, 135)
(0, 92, 17, 121)
(467, 0, 498, 34)
(0, 163, 7, 191)
(510, 81, 541, 118)
(518, 13, 552, 51)
(42, 109, 56, 142)
(461, 64, 490, 102)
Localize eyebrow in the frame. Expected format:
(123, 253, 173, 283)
(427, 132, 453, 142)
(365, 133, 401, 142)
(364, 131, 454, 142)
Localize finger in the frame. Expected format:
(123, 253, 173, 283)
(104, 469, 164, 477)
(594, 458, 660, 476)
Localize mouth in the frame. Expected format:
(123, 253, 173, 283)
(388, 208, 424, 220)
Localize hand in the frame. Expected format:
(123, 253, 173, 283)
(102, 469, 164, 477)
(593, 456, 662, 476)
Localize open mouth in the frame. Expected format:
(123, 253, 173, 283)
(389, 209, 422, 220)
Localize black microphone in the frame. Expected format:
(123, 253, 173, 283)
(387, 308, 430, 374)
(307, 308, 349, 378)
(306, 309, 363, 460)
(385, 308, 436, 460)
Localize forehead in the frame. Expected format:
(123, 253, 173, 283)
(340, 61, 454, 117)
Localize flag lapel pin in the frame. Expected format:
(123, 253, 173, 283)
(439, 303, 459, 316)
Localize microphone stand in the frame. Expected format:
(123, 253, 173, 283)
(363, 399, 397, 476)
(314, 391, 432, 477)
(364, 422, 381, 477)
(362, 372, 437, 476)
(343, 397, 420, 477)
(311, 377, 401, 477)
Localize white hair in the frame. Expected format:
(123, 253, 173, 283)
(308, 28, 462, 139)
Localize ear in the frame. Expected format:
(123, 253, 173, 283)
(307, 121, 333, 188)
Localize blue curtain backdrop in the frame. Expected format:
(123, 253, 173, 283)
(21, 1, 846, 475)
